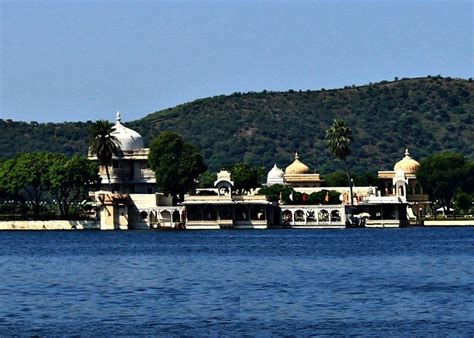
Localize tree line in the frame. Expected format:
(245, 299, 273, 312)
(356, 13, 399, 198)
(416, 151, 474, 214)
(0, 153, 99, 219)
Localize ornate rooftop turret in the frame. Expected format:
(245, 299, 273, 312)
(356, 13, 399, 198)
(111, 111, 144, 151)
(285, 153, 310, 175)
(394, 148, 420, 174)
(267, 164, 285, 186)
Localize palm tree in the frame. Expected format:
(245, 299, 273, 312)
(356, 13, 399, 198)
(89, 120, 122, 193)
(326, 119, 354, 205)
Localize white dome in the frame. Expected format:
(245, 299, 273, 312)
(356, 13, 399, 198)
(111, 112, 144, 151)
(267, 164, 285, 186)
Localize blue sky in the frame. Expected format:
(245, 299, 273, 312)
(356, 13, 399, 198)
(1, 1, 472, 123)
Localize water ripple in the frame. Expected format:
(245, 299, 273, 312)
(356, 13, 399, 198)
(0, 228, 473, 335)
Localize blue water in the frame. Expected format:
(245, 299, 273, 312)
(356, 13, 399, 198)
(0, 228, 473, 336)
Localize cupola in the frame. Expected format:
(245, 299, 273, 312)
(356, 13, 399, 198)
(285, 153, 310, 175)
(267, 164, 285, 186)
(394, 149, 420, 174)
(111, 111, 144, 151)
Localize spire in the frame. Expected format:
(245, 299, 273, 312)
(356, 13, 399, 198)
(116, 111, 122, 123)
(295, 152, 299, 160)
(404, 148, 410, 158)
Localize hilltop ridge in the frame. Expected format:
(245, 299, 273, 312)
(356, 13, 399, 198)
(1, 76, 472, 173)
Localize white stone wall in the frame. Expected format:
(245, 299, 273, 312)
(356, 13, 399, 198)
(0, 220, 99, 230)
(424, 220, 474, 227)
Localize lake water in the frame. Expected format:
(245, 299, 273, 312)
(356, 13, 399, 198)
(0, 228, 473, 336)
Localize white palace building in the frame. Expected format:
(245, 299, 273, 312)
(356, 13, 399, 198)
(89, 113, 429, 230)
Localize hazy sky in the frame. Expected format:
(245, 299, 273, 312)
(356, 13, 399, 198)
(1, 1, 472, 123)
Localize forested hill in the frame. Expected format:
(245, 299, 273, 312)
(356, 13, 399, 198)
(1, 76, 473, 173)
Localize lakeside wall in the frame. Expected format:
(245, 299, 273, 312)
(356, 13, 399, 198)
(0, 220, 99, 230)
(424, 220, 474, 227)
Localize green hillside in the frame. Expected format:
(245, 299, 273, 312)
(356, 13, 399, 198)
(1, 76, 473, 174)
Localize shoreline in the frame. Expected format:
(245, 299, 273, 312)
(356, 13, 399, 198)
(0, 219, 473, 230)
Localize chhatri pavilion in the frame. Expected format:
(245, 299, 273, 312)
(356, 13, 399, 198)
(376, 148, 429, 218)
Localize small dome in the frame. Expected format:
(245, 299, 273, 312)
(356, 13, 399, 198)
(267, 164, 285, 186)
(216, 170, 232, 183)
(394, 149, 420, 174)
(285, 153, 310, 175)
(111, 111, 144, 151)
(268, 164, 284, 180)
(214, 170, 234, 187)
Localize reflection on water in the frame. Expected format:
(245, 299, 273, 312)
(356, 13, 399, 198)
(0, 228, 473, 335)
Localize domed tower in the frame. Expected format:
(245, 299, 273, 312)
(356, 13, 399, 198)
(267, 164, 285, 186)
(394, 149, 420, 174)
(283, 153, 322, 187)
(214, 170, 234, 197)
(90, 112, 155, 194)
(376, 148, 428, 220)
(111, 111, 144, 151)
(285, 153, 310, 175)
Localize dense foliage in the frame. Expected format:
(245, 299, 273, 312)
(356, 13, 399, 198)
(47, 155, 101, 217)
(136, 76, 473, 173)
(1, 77, 473, 174)
(416, 151, 474, 212)
(197, 171, 217, 188)
(258, 184, 294, 203)
(0, 120, 92, 157)
(226, 163, 266, 195)
(259, 184, 342, 205)
(148, 132, 206, 202)
(0, 153, 52, 218)
(0, 153, 99, 218)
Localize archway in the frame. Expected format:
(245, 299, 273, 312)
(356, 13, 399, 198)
(330, 210, 341, 222)
(282, 210, 292, 223)
(318, 209, 329, 222)
(295, 210, 305, 222)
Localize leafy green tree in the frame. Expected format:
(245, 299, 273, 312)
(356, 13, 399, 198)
(259, 186, 341, 205)
(454, 191, 472, 215)
(148, 132, 206, 202)
(353, 171, 378, 186)
(227, 162, 265, 195)
(48, 155, 101, 217)
(323, 170, 347, 187)
(325, 119, 354, 204)
(89, 120, 121, 192)
(0, 158, 14, 209)
(0, 153, 55, 219)
(197, 171, 217, 188)
(417, 151, 473, 213)
(308, 190, 341, 205)
(465, 160, 474, 195)
(308, 192, 322, 204)
(259, 184, 294, 203)
(0, 158, 6, 196)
